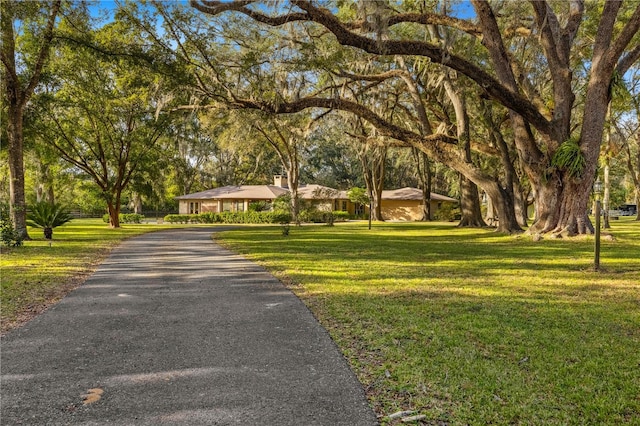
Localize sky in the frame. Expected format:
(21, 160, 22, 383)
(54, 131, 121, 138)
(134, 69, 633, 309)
(88, 0, 478, 21)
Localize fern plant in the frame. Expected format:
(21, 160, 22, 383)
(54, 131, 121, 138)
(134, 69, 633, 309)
(26, 202, 73, 240)
(552, 137, 586, 178)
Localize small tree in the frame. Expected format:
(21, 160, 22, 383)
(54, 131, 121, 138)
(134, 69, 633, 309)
(347, 187, 370, 218)
(26, 202, 72, 240)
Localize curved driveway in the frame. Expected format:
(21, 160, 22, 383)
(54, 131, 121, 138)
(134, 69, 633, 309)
(1, 228, 377, 425)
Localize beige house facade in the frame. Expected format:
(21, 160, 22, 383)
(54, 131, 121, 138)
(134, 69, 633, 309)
(175, 184, 288, 215)
(380, 187, 458, 221)
(176, 176, 458, 221)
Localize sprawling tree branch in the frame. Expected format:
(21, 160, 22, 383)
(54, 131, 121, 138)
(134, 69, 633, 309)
(190, 0, 552, 137)
(607, 3, 640, 71)
(617, 42, 640, 76)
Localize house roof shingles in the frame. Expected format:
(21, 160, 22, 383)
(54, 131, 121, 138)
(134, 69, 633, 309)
(381, 187, 458, 202)
(175, 185, 289, 200)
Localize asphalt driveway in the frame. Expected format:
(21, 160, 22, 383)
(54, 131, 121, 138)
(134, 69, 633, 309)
(1, 227, 377, 425)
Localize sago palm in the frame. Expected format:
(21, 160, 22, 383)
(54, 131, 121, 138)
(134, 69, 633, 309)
(26, 202, 73, 240)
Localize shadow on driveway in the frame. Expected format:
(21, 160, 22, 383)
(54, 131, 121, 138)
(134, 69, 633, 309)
(1, 227, 377, 425)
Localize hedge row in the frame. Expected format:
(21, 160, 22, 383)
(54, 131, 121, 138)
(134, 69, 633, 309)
(298, 210, 350, 223)
(102, 213, 145, 224)
(163, 210, 351, 224)
(164, 211, 292, 224)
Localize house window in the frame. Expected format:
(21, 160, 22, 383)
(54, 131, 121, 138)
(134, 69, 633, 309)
(355, 203, 364, 216)
(341, 201, 347, 211)
(189, 202, 200, 214)
(223, 200, 232, 212)
(235, 200, 245, 212)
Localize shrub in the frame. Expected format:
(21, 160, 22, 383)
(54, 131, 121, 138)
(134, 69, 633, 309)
(121, 213, 145, 224)
(434, 203, 460, 222)
(299, 208, 349, 224)
(164, 214, 190, 224)
(1, 204, 23, 247)
(272, 194, 292, 212)
(332, 211, 350, 222)
(102, 213, 145, 224)
(248, 201, 270, 212)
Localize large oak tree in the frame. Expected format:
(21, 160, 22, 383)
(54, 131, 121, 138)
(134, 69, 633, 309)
(190, 0, 640, 235)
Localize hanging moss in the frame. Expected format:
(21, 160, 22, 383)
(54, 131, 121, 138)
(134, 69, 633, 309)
(552, 138, 586, 178)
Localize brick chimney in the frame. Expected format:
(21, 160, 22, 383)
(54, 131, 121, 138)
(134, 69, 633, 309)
(273, 175, 288, 188)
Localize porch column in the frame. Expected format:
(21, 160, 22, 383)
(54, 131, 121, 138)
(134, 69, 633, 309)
(244, 199, 249, 212)
(217, 200, 222, 212)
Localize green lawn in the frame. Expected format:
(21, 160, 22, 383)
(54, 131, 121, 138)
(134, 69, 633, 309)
(216, 219, 640, 425)
(2, 218, 639, 424)
(0, 219, 168, 332)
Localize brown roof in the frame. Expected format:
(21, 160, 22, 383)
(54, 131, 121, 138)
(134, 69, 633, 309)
(297, 184, 345, 200)
(382, 187, 458, 202)
(175, 185, 289, 200)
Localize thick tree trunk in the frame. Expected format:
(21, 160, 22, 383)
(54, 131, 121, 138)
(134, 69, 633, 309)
(107, 201, 121, 228)
(514, 192, 529, 228)
(485, 192, 495, 224)
(412, 148, 432, 221)
(359, 144, 386, 221)
(7, 107, 30, 240)
(106, 191, 124, 228)
(457, 176, 485, 228)
(528, 174, 563, 234)
(490, 186, 522, 234)
(554, 178, 594, 235)
(442, 78, 486, 228)
(287, 160, 300, 224)
(373, 183, 383, 221)
(421, 175, 432, 222)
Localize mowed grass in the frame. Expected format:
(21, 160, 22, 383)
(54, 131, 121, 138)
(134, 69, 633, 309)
(0, 218, 170, 332)
(217, 219, 640, 425)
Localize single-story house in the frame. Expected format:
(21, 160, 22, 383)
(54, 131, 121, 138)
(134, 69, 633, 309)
(175, 175, 458, 221)
(379, 187, 458, 221)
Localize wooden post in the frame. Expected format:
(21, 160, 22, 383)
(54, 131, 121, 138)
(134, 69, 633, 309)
(594, 199, 601, 271)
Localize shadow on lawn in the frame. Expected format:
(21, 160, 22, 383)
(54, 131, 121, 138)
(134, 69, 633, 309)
(310, 286, 640, 425)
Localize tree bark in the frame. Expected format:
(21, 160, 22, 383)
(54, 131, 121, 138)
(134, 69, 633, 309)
(360, 144, 386, 221)
(457, 176, 484, 227)
(106, 199, 121, 228)
(479, 99, 524, 229)
(443, 78, 485, 228)
(288, 164, 300, 224)
(413, 147, 432, 221)
(485, 192, 495, 224)
(6, 107, 29, 240)
(513, 186, 529, 228)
